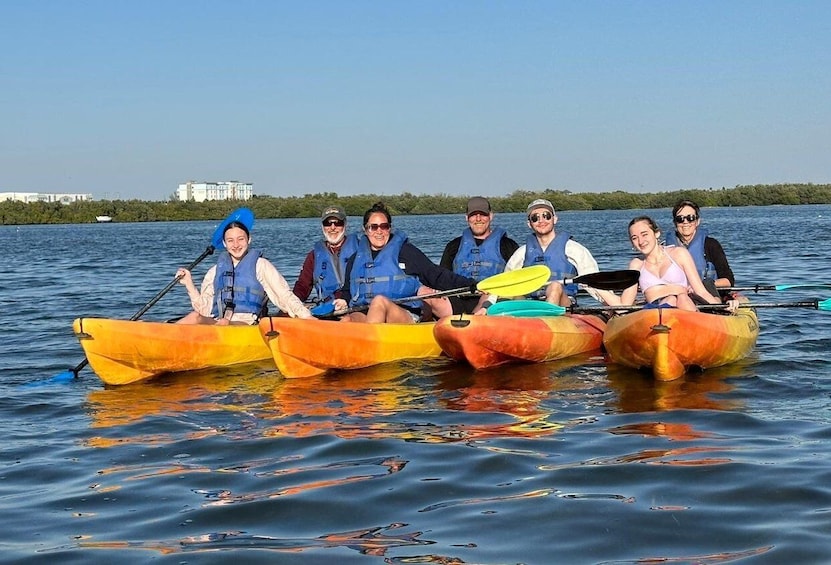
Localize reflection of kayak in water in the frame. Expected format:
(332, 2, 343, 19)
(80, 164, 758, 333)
(603, 306, 759, 381)
(73, 317, 272, 385)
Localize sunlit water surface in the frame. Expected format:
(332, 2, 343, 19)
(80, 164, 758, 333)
(2, 205, 830, 563)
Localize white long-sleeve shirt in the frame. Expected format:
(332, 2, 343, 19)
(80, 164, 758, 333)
(491, 238, 603, 302)
(190, 258, 313, 323)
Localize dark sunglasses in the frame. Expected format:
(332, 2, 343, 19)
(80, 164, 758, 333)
(529, 211, 552, 223)
(322, 219, 345, 227)
(366, 222, 391, 232)
(674, 214, 698, 224)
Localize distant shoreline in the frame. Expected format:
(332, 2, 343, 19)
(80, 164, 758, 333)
(2, 183, 830, 226)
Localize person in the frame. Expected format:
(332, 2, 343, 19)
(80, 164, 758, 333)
(495, 198, 613, 307)
(292, 205, 359, 305)
(434, 196, 519, 316)
(333, 202, 477, 323)
(664, 199, 735, 294)
(176, 217, 313, 325)
(616, 216, 732, 312)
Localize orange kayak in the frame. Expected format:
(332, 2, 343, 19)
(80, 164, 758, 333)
(602, 307, 760, 381)
(433, 313, 606, 369)
(258, 317, 443, 377)
(72, 317, 272, 385)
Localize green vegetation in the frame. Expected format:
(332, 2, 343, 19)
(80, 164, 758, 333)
(2, 183, 831, 225)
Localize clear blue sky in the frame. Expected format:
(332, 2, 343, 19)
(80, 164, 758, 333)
(2, 1, 829, 201)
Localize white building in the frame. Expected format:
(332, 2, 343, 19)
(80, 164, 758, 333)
(177, 181, 253, 202)
(0, 192, 93, 204)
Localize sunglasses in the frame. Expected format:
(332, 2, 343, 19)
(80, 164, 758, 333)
(674, 214, 698, 224)
(366, 222, 391, 232)
(529, 211, 552, 223)
(322, 219, 345, 227)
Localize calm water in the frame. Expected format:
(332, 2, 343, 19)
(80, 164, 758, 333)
(2, 205, 831, 563)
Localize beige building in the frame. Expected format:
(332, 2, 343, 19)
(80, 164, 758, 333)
(177, 181, 253, 202)
(0, 192, 93, 204)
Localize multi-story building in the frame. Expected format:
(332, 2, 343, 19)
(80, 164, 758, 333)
(177, 181, 253, 202)
(0, 192, 93, 204)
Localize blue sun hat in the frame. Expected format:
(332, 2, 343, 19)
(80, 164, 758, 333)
(212, 208, 255, 250)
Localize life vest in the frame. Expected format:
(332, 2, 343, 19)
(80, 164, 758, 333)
(350, 231, 422, 309)
(523, 232, 578, 298)
(211, 249, 268, 318)
(312, 233, 359, 302)
(665, 227, 716, 282)
(452, 227, 507, 281)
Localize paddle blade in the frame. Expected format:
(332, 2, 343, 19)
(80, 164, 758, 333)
(311, 303, 335, 317)
(818, 298, 831, 311)
(571, 269, 640, 291)
(477, 265, 551, 296)
(212, 207, 255, 249)
(488, 300, 567, 317)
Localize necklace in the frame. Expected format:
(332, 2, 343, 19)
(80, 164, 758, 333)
(645, 248, 664, 265)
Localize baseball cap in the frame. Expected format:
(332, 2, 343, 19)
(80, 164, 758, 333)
(466, 196, 491, 215)
(526, 198, 555, 216)
(321, 206, 346, 222)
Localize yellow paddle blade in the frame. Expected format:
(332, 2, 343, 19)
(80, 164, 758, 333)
(476, 265, 551, 296)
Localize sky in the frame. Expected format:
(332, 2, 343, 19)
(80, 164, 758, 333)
(2, 1, 830, 201)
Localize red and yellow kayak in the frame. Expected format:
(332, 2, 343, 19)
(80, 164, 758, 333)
(72, 317, 272, 385)
(433, 313, 607, 369)
(602, 307, 760, 381)
(258, 316, 443, 377)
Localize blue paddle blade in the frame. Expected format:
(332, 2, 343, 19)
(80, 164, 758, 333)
(487, 300, 567, 317)
(212, 208, 255, 249)
(311, 302, 335, 317)
(775, 283, 831, 291)
(818, 298, 831, 312)
(20, 370, 76, 388)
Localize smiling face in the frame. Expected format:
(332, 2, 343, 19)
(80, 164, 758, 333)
(467, 211, 493, 238)
(321, 216, 346, 245)
(629, 219, 660, 256)
(527, 207, 556, 237)
(364, 212, 392, 250)
(673, 204, 700, 243)
(223, 226, 251, 262)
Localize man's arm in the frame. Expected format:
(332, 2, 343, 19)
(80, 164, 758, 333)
(292, 250, 316, 300)
(439, 237, 462, 270)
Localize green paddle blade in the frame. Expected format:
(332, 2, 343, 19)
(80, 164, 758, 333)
(477, 265, 551, 296)
(488, 300, 567, 317)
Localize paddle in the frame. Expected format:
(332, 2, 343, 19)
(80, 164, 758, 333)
(47, 208, 255, 383)
(315, 265, 552, 318)
(727, 283, 831, 292)
(564, 269, 640, 291)
(493, 298, 831, 317)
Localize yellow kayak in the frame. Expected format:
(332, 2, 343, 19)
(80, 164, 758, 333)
(258, 316, 443, 377)
(72, 317, 272, 385)
(602, 306, 760, 381)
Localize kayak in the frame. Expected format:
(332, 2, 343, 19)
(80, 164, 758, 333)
(72, 317, 272, 385)
(258, 316, 443, 377)
(433, 313, 607, 369)
(602, 306, 760, 381)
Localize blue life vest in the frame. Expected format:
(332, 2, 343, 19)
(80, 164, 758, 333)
(665, 227, 716, 282)
(312, 233, 359, 302)
(211, 249, 268, 318)
(452, 227, 507, 281)
(523, 232, 578, 298)
(350, 231, 422, 309)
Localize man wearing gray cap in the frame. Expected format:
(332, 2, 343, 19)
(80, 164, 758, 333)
(293, 205, 359, 305)
(433, 196, 519, 316)
(497, 198, 608, 307)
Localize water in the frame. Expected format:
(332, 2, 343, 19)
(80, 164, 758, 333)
(2, 205, 831, 563)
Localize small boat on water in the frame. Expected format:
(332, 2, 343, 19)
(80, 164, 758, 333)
(433, 313, 607, 369)
(258, 316, 443, 377)
(73, 317, 272, 385)
(95, 215, 113, 223)
(602, 306, 760, 381)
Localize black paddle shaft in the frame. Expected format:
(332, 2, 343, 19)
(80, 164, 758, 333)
(68, 245, 216, 377)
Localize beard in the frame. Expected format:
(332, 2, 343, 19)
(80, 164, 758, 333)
(324, 231, 346, 245)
